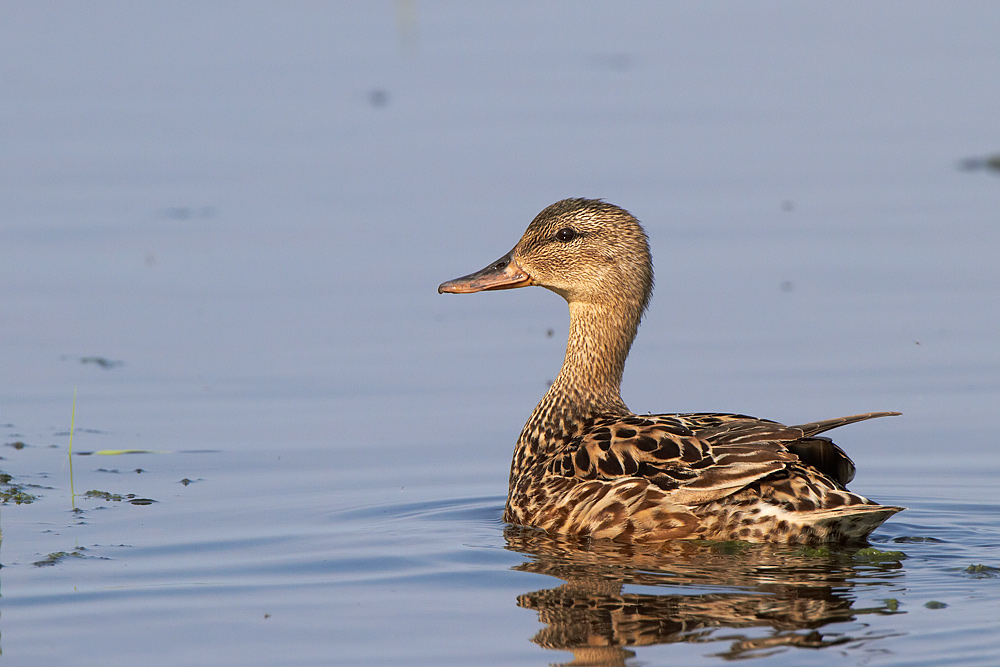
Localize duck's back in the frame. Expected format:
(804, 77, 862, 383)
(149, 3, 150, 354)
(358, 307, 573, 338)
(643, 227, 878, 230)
(504, 411, 903, 545)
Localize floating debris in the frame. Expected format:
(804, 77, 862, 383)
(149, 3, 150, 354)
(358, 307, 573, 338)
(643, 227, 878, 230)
(1, 468, 37, 504)
(964, 564, 999, 578)
(34, 549, 86, 567)
(1, 486, 37, 505)
(32, 546, 111, 567)
(85, 489, 127, 502)
(83, 490, 157, 505)
(924, 600, 948, 609)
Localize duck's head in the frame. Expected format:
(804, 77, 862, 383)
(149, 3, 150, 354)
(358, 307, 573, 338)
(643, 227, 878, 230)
(438, 198, 653, 314)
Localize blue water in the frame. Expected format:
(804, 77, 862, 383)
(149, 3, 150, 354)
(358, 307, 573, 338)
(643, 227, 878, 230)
(2, 3, 999, 665)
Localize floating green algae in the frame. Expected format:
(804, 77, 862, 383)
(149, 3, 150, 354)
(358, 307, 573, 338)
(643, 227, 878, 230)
(83, 489, 157, 505)
(964, 564, 999, 578)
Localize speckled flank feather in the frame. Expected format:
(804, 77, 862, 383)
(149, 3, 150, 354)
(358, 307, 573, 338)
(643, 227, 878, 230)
(440, 198, 903, 545)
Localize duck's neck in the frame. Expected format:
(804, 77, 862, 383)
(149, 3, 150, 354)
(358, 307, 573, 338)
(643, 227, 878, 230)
(518, 299, 640, 457)
(550, 300, 636, 415)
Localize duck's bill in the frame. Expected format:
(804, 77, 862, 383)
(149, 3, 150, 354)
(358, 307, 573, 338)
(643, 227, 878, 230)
(438, 250, 534, 294)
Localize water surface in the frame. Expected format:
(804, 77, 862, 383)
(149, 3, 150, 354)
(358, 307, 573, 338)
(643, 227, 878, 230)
(2, 3, 999, 665)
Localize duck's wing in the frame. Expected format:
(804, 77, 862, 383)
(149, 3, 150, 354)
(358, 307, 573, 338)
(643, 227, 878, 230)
(689, 412, 899, 487)
(564, 414, 792, 507)
(565, 412, 898, 507)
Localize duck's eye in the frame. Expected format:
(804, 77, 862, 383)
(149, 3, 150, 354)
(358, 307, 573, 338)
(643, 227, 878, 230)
(555, 227, 577, 242)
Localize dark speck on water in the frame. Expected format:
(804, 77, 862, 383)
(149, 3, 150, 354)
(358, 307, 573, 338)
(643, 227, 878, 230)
(79, 356, 124, 369)
(368, 89, 389, 108)
(958, 154, 1000, 172)
(164, 206, 216, 220)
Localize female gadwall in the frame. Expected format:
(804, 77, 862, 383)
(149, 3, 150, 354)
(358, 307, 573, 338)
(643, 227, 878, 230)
(440, 198, 902, 544)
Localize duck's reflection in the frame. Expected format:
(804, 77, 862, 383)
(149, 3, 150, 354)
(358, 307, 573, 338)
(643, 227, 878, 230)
(505, 527, 904, 665)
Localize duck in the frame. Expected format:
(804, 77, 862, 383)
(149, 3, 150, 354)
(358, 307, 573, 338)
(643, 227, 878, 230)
(439, 198, 903, 544)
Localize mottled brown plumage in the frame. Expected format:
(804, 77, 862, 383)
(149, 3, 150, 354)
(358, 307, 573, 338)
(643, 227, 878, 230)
(439, 198, 903, 544)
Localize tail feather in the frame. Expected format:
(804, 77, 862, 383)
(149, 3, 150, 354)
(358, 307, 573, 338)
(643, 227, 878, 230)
(792, 411, 901, 438)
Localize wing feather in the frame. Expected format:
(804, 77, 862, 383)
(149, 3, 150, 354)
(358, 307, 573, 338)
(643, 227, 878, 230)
(562, 411, 899, 507)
